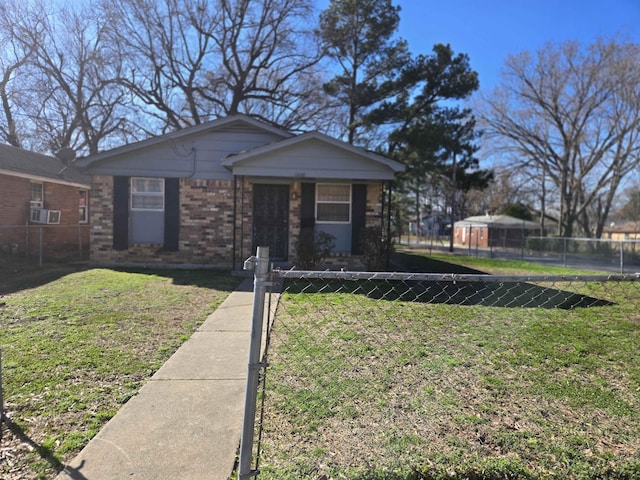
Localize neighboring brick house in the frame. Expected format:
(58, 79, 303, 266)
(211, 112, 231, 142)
(76, 115, 403, 269)
(0, 143, 90, 260)
(603, 221, 640, 241)
(454, 214, 541, 250)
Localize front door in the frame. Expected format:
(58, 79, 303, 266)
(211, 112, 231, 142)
(253, 184, 290, 260)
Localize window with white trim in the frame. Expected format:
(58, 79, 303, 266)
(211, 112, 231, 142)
(31, 182, 44, 205)
(79, 190, 89, 223)
(316, 184, 351, 223)
(131, 177, 164, 211)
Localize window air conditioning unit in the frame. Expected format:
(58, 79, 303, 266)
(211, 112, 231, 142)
(30, 200, 43, 209)
(30, 208, 61, 224)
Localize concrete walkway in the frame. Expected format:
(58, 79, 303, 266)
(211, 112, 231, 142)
(56, 277, 256, 480)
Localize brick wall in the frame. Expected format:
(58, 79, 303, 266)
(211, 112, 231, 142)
(235, 178, 254, 268)
(92, 176, 242, 267)
(288, 181, 302, 260)
(454, 225, 489, 248)
(89, 176, 388, 269)
(89, 175, 114, 261)
(0, 174, 30, 225)
(0, 173, 89, 260)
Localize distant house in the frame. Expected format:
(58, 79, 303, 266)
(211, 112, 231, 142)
(454, 214, 541, 249)
(409, 214, 450, 236)
(603, 222, 640, 241)
(76, 114, 403, 268)
(0, 143, 90, 259)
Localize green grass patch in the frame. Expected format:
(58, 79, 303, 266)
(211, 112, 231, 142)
(396, 250, 604, 276)
(0, 267, 240, 479)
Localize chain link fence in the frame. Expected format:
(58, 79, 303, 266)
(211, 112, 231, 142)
(524, 236, 640, 273)
(401, 235, 640, 273)
(239, 258, 640, 479)
(0, 224, 89, 265)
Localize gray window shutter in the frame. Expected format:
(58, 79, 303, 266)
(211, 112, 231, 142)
(113, 176, 129, 250)
(164, 178, 180, 251)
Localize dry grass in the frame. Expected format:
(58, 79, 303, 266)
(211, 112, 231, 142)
(0, 264, 240, 479)
(257, 264, 640, 479)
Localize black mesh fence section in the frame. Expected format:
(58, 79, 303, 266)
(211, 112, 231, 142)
(252, 272, 640, 480)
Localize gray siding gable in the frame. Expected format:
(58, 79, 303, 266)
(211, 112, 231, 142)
(224, 134, 403, 181)
(77, 115, 291, 179)
(76, 116, 403, 182)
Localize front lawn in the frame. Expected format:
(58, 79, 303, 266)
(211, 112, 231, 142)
(0, 267, 240, 479)
(258, 254, 640, 479)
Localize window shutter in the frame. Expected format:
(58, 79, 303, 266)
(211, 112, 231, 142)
(351, 184, 367, 254)
(300, 183, 315, 234)
(164, 178, 180, 251)
(113, 176, 129, 250)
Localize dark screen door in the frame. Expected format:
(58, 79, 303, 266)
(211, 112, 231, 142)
(253, 184, 290, 260)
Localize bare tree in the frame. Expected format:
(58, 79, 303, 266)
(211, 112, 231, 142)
(0, 0, 327, 154)
(465, 167, 530, 216)
(0, 1, 41, 148)
(0, 1, 133, 155)
(480, 38, 640, 238)
(100, 0, 323, 133)
(100, 0, 215, 132)
(0, 41, 28, 148)
(32, 5, 132, 154)
(197, 0, 324, 130)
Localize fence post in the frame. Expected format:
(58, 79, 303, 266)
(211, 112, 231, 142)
(78, 224, 83, 259)
(563, 237, 568, 267)
(620, 240, 624, 274)
(475, 229, 479, 258)
(239, 246, 270, 479)
(39, 227, 43, 266)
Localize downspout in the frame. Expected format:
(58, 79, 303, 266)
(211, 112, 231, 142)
(189, 147, 196, 178)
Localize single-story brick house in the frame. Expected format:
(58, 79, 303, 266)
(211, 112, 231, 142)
(603, 221, 640, 241)
(454, 214, 541, 249)
(0, 143, 90, 259)
(76, 115, 403, 269)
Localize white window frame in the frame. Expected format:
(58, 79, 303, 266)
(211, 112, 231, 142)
(31, 182, 44, 205)
(131, 177, 165, 212)
(315, 183, 351, 224)
(79, 190, 89, 223)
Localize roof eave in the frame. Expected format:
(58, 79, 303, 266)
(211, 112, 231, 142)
(0, 167, 91, 189)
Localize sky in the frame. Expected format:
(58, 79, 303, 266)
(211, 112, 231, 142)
(316, 0, 640, 93)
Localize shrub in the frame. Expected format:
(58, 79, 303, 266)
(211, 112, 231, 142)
(294, 230, 335, 269)
(360, 227, 393, 271)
